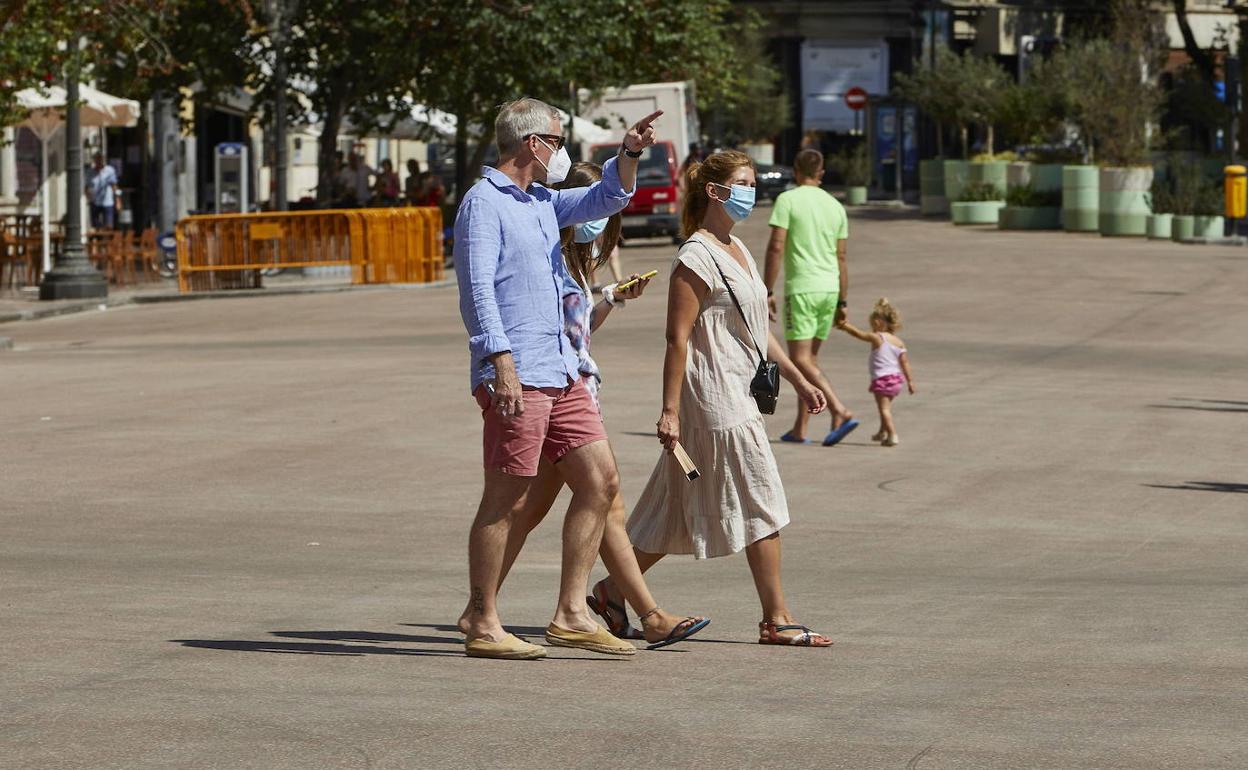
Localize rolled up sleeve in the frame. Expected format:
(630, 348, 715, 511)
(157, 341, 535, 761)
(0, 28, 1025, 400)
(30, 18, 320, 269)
(552, 156, 634, 228)
(454, 198, 511, 368)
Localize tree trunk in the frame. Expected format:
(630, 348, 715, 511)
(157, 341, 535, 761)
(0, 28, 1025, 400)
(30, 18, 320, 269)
(985, 123, 995, 157)
(317, 99, 344, 205)
(1174, 0, 1217, 88)
(960, 125, 968, 159)
(936, 120, 944, 158)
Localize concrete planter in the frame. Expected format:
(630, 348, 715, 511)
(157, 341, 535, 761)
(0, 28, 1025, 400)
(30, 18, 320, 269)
(1194, 215, 1224, 239)
(846, 186, 868, 205)
(943, 160, 970, 205)
(1006, 161, 1031, 190)
(1098, 166, 1153, 237)
(920, 159, 948, 215)
(1171, 215, 1195, 241)
(1000, 206, 1061, 230)
(1031, 164, 1064, 192)
(1146, 213, 1172, 240)
(969, 160, 1008, 191)
(1062, 165, 1099, 232)
(951, 200, 1006, 225)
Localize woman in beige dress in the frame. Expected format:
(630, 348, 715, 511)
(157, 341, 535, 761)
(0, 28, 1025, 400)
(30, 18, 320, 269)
(618, 150, 834, 647)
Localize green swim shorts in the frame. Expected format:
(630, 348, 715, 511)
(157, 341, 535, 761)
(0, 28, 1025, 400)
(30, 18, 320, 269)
(784, 291, 840, 341)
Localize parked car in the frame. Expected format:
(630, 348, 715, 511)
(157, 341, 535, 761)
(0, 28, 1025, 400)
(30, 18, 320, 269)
(755, 163, 796, 201)
(590, 140, 680, 242)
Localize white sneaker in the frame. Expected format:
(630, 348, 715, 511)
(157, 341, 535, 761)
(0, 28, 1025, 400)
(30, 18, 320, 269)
(882, 434, 899, 447)
(871, 430, 888, 442)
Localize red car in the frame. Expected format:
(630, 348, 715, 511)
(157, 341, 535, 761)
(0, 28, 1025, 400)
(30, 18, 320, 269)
(590, 140, 680, 243)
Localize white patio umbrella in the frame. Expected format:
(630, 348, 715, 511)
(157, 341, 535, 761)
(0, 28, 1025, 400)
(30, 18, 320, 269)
(15, 84, 140, 272)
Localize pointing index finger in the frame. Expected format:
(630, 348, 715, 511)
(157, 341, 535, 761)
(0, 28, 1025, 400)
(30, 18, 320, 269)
(636, 110, 663, 130)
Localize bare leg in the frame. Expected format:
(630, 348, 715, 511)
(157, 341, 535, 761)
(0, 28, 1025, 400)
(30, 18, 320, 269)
(458, 459, 563, 634)
(745, 533, 791, 622)
(875, 393, 896, 440)
(462, 469, 539, 643)
(607, 243, 624, 284)
(788, 338, 851, 439)
(594, 493, 702, 641)
(746, 532, 832, 645)
(550, 440, 618, 632)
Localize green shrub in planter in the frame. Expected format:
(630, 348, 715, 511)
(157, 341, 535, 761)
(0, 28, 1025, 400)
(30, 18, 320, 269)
(1000, 184, 1062, 230)
(1006, 185, 1061, 208)
(958, 182, 1004, 202)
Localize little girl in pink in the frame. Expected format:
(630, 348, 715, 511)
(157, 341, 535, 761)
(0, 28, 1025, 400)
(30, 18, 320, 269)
(835, 298, 916, 446)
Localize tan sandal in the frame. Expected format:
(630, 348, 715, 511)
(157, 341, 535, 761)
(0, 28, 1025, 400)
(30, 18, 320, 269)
(758, 621, 833, 647)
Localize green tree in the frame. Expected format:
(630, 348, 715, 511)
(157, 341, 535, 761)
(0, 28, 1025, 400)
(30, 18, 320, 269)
(413, 0, 763, 202)
(699, 16, 789, 147)
(895, 47, 1009, 158)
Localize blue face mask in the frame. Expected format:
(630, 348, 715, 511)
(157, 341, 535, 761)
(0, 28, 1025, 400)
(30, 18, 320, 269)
(712, 182, 756, 222)
(573, 217, 608, 244)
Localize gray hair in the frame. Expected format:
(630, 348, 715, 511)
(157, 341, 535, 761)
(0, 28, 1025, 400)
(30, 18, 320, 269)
(495, 98, 560, 157)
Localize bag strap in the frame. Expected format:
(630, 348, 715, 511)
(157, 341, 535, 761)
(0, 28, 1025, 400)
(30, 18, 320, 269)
(682, 237, 767, 366)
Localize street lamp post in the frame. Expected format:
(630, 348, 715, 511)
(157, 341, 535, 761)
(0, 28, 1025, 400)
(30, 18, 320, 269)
(40, 36, 107, 301)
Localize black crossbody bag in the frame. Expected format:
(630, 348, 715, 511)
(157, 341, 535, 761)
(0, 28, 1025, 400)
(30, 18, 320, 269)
(706, 247, 781, 414)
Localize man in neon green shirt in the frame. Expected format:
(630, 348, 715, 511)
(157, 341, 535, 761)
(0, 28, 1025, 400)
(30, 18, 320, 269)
(763, 149, 858, 446)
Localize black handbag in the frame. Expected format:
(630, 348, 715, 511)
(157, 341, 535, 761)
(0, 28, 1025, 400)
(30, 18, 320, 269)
(707, 248, 781, 415)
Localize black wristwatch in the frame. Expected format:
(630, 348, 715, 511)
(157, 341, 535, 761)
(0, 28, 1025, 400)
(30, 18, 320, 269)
(837, 299, 848, 308)
(622, 143, 643, 158)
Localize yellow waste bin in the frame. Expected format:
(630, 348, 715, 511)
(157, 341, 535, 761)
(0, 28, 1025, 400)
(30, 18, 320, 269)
(1225, 165, 1246, 219)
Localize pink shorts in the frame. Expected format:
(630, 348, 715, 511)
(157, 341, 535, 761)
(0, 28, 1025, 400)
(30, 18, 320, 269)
(869, 373, 905, 398)
(474, 377, 607, 477)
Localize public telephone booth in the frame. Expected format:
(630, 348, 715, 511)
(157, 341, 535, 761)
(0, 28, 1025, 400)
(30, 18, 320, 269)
(866, 99, 918, 200)
(213, 142, 249, 214)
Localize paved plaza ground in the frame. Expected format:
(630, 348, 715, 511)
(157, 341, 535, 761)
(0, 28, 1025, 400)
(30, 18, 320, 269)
(2, 208, 1246, 769)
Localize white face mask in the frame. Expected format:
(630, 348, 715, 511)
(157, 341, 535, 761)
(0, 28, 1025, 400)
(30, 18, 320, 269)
(536, 137, 571, 185)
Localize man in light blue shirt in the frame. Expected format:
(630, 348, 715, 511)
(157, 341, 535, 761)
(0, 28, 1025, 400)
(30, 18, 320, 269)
(454, 97, 659, 659)
(85, 153, 119, 230)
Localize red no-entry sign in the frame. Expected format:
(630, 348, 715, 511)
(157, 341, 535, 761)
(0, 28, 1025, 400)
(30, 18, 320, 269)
(845, 87, 868, 111)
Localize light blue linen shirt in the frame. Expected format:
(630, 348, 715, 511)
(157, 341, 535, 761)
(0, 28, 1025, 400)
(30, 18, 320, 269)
(454, 158, 632, 391)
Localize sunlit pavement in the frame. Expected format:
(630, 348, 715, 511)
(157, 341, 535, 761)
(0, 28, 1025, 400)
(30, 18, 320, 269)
(2, 208, 1245, 769)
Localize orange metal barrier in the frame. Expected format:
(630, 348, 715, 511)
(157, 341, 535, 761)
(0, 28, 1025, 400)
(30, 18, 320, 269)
(175, 207, 444, 293)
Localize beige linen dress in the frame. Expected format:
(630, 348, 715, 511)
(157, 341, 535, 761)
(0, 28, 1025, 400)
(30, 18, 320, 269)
(626, 233, 790, 559)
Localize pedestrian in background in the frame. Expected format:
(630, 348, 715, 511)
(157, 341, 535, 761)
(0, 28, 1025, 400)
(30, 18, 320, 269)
(835, 298, 916, 447)
(404, 159, 423, 203)
(627, 149, 834, 648)
(85, 152, 119, 230)
(374, 158, 400, 205)
(453, 97, 661, 660)
(764, 148, 858, 447)
(337, 153, 374, 206)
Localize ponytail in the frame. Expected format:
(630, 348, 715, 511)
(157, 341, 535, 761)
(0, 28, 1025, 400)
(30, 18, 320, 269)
(680, 161, 707, 239)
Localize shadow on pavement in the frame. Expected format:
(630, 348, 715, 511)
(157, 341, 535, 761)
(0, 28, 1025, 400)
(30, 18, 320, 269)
(172, 638, 461, 657)
(1143, 481, 1248, 493)
(1149, 404, 1248, 413)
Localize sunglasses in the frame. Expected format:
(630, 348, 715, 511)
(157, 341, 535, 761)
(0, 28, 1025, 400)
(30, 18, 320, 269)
(527, 133, 566, 151)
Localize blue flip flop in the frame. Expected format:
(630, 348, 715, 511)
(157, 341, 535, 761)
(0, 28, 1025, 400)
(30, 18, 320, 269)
(780, 431, 811, 444)
(646, 617, 711, 650)
(822, 419, 860, 446)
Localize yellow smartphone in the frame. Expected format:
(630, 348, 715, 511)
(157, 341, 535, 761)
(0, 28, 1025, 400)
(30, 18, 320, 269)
(616, 269, 659, 292)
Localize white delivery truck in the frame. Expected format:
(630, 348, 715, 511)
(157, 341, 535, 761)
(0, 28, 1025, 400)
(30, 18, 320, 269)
(576, 81, 699, 242)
